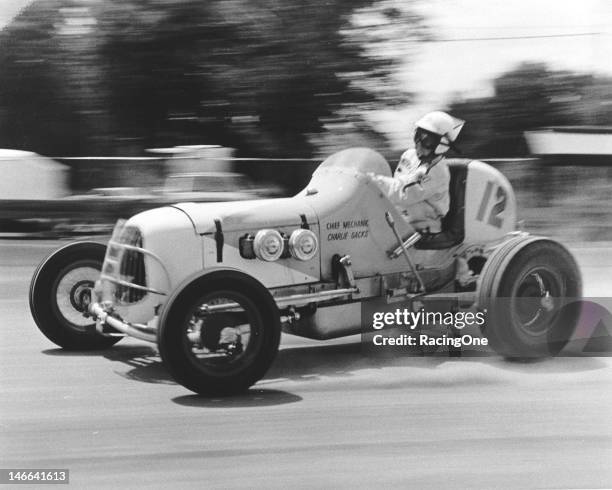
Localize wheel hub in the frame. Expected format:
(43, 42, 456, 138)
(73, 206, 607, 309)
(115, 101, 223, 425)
(515, 271, 557, 333)
(540, 292, 554, 312)
(69, 280, 94, 313)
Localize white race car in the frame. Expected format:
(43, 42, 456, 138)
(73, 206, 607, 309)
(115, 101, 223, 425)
(30, 148, 582, 395)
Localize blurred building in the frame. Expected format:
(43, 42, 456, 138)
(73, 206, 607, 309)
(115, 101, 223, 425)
(59, 157, 164, 193)
(525, 126, 612, 165)
(56, 145, 235, 193)
(147, 145, 235, 175)
(0, 149, 69, 199)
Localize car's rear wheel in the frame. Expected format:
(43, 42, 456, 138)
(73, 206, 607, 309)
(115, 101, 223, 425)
(478, 237, 582, 358)
(29, 241, 122, 350)
(158, 271, 281, 395)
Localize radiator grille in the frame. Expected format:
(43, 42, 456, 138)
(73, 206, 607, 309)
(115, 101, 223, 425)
(115, 226, 147, 303)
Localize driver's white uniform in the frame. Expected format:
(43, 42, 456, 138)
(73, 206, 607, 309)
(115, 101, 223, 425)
(371, 149, 450, 233)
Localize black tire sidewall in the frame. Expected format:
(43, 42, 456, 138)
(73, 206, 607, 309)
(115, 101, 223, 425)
(158, 273, 281, 395)
(29, 241, 121, 350)
(481, 240, 581, 357)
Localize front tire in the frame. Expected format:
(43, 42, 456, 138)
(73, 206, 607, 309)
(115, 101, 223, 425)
(158, 271, 281, 395)
(478, 237, 582, 358)
(29, 241, 122, 350)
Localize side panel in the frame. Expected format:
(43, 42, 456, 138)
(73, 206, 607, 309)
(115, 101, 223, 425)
(202, 226, 321, 288)
(303, 168, 416, 280)
(463, 161, 517, 244)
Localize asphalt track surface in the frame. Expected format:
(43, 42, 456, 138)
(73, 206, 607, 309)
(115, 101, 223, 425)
(1, 239, 611, 489)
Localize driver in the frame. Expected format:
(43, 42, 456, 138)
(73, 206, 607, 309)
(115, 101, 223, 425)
(370, 111, 464, 234)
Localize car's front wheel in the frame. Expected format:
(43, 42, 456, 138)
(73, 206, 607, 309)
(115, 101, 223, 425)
(29, 241, 122, 350)
(157, 271, 281, 395)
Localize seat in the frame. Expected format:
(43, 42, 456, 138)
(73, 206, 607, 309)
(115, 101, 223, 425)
(414, 159, 470, 250)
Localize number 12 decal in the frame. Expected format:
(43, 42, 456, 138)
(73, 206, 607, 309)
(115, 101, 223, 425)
(476, 181, 507, 228)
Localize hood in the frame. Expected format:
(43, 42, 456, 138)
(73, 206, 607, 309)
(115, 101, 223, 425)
(172, 197, 318, 234)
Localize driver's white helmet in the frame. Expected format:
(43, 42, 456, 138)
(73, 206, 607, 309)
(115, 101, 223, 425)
(414, 111, 465, 155)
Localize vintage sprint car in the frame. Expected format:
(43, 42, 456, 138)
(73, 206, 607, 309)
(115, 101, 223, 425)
(30, 148, 582, 395)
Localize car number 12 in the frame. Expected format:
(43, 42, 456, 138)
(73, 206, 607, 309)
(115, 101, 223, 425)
(476, 181, 507, 228)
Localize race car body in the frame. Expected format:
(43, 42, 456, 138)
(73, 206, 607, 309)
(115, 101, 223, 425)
(30, 148, 581, 395)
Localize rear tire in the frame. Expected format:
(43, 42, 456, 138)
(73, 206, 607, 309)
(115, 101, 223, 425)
(478, 237, 582, 358)
(29, 242, 122, 350)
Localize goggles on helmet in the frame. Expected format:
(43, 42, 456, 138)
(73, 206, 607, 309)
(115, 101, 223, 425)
(414, 128, 441, 150)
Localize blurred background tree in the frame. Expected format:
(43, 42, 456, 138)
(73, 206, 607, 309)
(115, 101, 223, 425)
(0, 0, 427, 190)
(2, 2, 612, 189)
(448, 62, 612, 158)
(0, 0, 90, 157)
